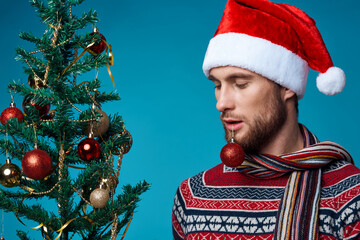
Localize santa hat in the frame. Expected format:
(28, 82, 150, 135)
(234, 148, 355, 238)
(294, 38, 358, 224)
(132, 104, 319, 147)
(202, 0, 345, 99)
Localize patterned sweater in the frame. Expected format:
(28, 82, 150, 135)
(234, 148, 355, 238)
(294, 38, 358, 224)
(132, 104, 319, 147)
(172, 160, 360, 240)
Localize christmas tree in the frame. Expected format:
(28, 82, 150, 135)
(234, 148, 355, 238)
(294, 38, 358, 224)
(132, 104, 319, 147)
(0, 0, 150, 239)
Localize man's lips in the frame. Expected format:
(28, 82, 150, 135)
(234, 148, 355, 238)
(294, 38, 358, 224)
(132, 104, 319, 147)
(222, 119, 244, 131)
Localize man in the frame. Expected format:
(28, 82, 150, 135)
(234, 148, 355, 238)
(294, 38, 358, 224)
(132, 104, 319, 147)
(172, 0, 360, 239)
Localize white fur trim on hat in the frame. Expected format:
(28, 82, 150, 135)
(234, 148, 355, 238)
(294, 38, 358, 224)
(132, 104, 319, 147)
(203, 32, 309, 99)
(316, 67, 346, 95)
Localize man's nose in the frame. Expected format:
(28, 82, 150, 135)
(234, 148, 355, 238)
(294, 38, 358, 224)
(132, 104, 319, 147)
(216, 87, 235, 112)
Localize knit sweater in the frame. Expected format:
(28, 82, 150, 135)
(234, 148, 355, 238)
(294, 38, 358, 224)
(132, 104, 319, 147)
(172, 160, 360, 240)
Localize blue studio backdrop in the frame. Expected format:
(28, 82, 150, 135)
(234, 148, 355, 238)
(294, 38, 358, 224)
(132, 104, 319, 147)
(1, 0, 359, 239)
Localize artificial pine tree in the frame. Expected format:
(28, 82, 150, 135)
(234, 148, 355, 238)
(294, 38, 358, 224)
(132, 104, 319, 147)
(0, 0, 150, 239)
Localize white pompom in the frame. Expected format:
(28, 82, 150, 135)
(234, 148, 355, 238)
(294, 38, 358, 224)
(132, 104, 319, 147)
(316, 67, 346, 95)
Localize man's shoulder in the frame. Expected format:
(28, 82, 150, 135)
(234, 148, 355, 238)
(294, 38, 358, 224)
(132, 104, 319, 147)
(322, 160, 360, 187)
(319, 160, 360, 238)
(177, 163, 225, 189)
(321, 160, 360, 205)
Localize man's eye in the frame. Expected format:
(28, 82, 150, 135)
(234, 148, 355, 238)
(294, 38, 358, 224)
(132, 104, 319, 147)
(214, 85, 221, 89)
(236, 83, 248, 89)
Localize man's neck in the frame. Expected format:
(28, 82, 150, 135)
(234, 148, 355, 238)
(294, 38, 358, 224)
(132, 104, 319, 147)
(259, 120, 303, 156)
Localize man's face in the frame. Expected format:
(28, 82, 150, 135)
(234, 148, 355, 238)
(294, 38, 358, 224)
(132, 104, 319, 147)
(208, 66, 287, 153)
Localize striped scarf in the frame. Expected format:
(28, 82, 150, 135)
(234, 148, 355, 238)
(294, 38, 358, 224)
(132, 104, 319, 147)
(236, 124, 353, 240)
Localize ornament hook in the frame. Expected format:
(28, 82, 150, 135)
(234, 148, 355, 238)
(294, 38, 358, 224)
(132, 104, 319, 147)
(9, 89, 15, 106)
(5, 130, 9, 159)
(33, 124, 38, 149)
(230, 124, 235, 143)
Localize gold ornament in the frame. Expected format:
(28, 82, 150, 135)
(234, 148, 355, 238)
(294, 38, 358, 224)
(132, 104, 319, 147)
(28, 74, 46, 89)
(0, 157, 21, 188)
(90, 188, 109, 209)
(102, 175, 118, 191)
(85, 108, 110, 137)
(120, 130, 132, 154)
(111, 129, 133, 155)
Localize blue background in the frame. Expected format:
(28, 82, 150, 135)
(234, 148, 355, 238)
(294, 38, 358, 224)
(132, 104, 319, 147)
(1, 0, 359, 239)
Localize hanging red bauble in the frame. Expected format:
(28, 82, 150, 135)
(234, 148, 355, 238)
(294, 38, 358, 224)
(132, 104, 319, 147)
(220, 139, 245, 168)
(22, 95, 50, 117)
(22, 149, 52, 180)
(89, 28, 107, 54)
(77, 137, 101, 162)
(0, 102, 24, 125)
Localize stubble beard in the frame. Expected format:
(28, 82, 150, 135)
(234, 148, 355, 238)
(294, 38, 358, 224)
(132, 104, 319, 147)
(222, 88, 287, 154)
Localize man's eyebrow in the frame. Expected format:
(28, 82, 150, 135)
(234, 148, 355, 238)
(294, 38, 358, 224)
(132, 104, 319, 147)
(208, 75, 218, 82)
(227, 73, 254, 80)
(208, 73, 253, 82)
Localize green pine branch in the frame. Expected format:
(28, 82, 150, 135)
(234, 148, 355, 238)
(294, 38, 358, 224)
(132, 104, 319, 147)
(16, 230, 34, 240)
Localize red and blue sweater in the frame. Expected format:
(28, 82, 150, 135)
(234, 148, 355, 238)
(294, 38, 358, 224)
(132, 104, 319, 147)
(172, 160, 360, 239)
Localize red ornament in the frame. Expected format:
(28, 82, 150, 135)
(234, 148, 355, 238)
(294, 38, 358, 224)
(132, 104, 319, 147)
(0, 102, 24, 125)
(220, 140, 245, 168)
(22, 95, 50, 117)
(77, 138, 101, 162)
(89, 30, 106, 54)
(22, 149, 52, 180)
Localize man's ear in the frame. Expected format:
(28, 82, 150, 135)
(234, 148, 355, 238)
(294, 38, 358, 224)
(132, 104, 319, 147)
(281, 87, 296, 102)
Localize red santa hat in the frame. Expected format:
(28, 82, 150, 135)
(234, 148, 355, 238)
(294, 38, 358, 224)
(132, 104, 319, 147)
(202, 0, 345, 99)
